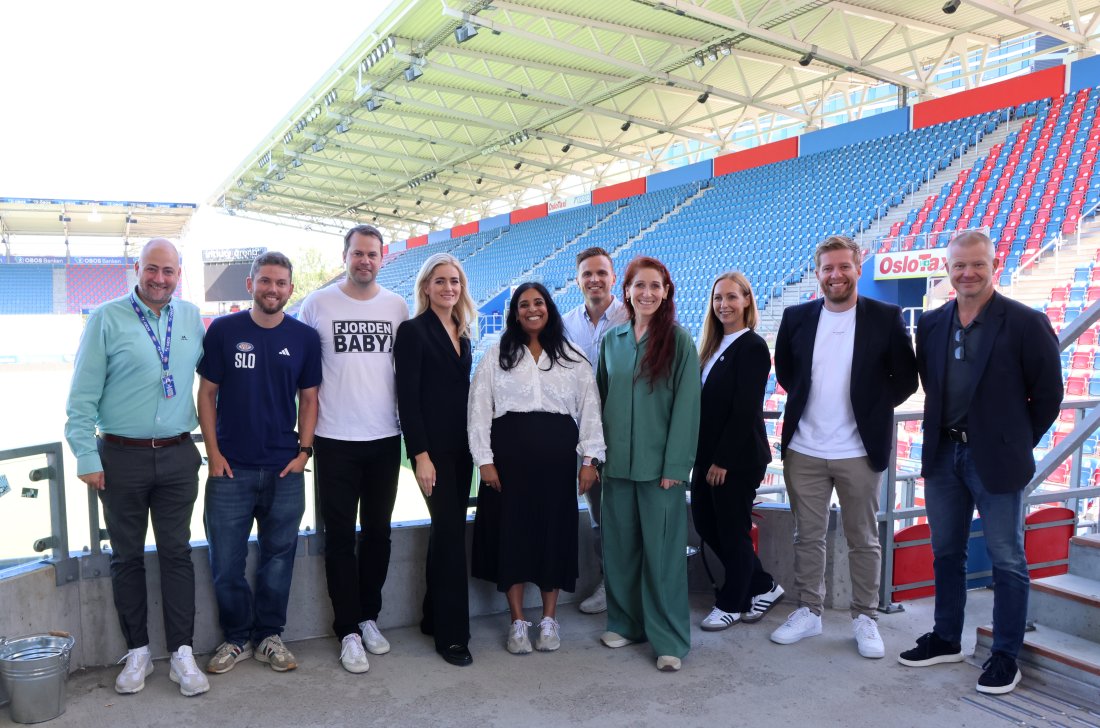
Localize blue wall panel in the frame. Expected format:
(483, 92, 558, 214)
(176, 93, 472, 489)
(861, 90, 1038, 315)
(646, 160, 711, 192)
(800, 108, 909, 157)
(480, 213, 510, 231)
(1070, 54, 1100, 93)
(427, 229, 450, 244)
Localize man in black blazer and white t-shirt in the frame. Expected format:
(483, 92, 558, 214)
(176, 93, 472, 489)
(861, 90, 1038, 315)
(771, 235, 918, 659)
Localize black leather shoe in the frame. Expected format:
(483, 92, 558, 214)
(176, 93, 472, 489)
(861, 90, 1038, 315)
(437, 644, 472, 666)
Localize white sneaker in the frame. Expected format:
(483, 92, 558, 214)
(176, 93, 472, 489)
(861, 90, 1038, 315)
(169, 645, 210, 697)
(535, 617, 561, 651)
(339, 634, 370, 674)
(506, 620, 533, 654)
(114, 646, 153, 694)
(852, 614, 885, 658)
(701, 606, 740, 632)
(769, 607, 823, 645)
(359, 619, 391, 655)
(741, 582, 786, 623)
(579, 582, 607, 614)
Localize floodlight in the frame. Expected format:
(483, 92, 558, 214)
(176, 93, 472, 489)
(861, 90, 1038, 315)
(404, 65, 423, 82)
(697, 91, 709, 104)
(942, 0, 961, 12)
(620, 121, 631, 132)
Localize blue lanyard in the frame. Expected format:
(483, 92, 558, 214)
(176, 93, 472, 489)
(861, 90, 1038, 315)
(130, 294, 173, 374)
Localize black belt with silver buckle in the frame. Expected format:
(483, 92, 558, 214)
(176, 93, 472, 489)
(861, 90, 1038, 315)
(945, 427, 969, 444)
(101, 433, 191, 449)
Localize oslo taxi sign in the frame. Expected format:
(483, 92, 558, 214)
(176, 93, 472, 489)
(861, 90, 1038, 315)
(874, 247, 949, 280)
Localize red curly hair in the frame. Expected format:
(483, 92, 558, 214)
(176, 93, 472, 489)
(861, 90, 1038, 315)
(622, 256, 677, 386)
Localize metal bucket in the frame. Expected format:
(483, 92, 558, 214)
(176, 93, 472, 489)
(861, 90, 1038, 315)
(0, 632, 75, 724)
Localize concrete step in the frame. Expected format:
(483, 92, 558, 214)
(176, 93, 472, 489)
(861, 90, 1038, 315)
(1071, 534, 1100, 579)
(1027, 573, 1100, 640)
(975, 623, 1100, 703)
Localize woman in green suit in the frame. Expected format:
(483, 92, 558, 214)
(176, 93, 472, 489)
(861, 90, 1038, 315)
(596, 255, 700, 672)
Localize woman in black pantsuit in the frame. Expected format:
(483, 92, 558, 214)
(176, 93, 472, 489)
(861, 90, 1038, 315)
(394, 253, 477, 667)
(692, 271, 784, 632)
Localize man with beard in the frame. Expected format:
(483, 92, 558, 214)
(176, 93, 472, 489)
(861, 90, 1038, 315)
(198, 251, 322, 676)
(65, 238, 209, 696)
(299, 224, 409, 673)
(771, 235, 917, 659)
(561, 246, 628, 614)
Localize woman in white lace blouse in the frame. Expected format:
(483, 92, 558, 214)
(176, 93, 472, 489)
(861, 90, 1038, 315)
(468, 282, 606, 656)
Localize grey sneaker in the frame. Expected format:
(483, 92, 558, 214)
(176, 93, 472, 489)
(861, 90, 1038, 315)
(339, 634, 369, 674)
(535, 617, 561, 651)
(506, 620, 533, 654)
(579, 582, 607, 614)
(359, 619, 391, 655)
(254, 635, 297, 672)
(206, 642, 252, 674)
(169, 645, 210, 697)
(114, 647, 153, 694)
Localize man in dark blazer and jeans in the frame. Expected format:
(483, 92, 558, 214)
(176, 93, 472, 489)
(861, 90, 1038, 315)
(771, 235, 918, 659)
(898, 231, 1062, 695)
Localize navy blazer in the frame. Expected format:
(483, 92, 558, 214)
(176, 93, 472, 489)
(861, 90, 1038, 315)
(393, 311, 473, 458)
(916, 292, 1062, 494)
(696, 330, 772, 475)
(775, 295, 918, 473)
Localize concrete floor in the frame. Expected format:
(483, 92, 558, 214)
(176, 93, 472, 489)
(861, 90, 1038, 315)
(2, 590, 1075, 728)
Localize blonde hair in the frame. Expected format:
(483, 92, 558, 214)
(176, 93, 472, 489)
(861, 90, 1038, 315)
(413, 253, 476, 338)
(699, 271, 758, 367)
(814, 234, 862, 268)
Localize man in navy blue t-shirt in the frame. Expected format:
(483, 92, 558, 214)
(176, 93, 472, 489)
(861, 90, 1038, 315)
(197, 251, 322, 676)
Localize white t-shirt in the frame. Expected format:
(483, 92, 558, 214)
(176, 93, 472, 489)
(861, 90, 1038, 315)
(701, 329, 749, 384)
(788, 305, 866, 459)
(298, 282, 409, 441)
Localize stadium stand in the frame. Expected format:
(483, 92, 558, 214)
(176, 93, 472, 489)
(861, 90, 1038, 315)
(0, 265, 54, 314)
(64, 265, 129, 313)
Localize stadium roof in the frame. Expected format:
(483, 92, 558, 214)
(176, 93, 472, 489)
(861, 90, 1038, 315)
(214, 0, 1098, 238)
(0, 198, 197, 240)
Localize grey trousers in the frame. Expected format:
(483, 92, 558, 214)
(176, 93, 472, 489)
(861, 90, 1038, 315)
(783, 449, 882, 618)
(98, 437, 201, 652)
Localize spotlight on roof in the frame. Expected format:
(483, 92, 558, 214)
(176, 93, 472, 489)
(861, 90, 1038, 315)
(392, 208, 398, 214)
(476, 177, 483, 184)
(706, 48, 718, 62)
(697, 91, 709, 104)
(366, 97, 385, 112)
(798, 52, 813, 67)
(514, 162, 522, 170)
(693, 54, 704, 68)
(455, 21, 479, 43)
(620, 120, 631, 132)
(404, 64, 423, 82)
(561, 143, 571, 153)
(416, 199, 422, 206)
(719, 44, 732, 57)
(942, 0, 961, 12)
(443, 189, 450, 196)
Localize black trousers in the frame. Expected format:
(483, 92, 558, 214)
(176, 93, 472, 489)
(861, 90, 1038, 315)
(690, 465, 774, 613)
(97, 437, 201, 652)
(419, 450, 474, 650)
(315, 435, 401, 639)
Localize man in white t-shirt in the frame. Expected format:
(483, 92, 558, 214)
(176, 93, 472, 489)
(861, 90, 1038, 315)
(561, 246, 629, 615)
(298, 224, 409, 674)
(771, 235, 917, 659)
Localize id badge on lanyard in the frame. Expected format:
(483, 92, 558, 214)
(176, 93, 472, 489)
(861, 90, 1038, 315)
(130, 296, 176, 399)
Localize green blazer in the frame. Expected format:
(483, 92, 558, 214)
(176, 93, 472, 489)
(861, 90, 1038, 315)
(597, 322, 701, 483)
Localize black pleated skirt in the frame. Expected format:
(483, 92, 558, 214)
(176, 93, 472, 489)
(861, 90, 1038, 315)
(471, 411, 579, 593)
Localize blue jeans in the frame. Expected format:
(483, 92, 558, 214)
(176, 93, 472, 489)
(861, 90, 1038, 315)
(204, 469, 305, 645)
(925, 440, 1029, 658)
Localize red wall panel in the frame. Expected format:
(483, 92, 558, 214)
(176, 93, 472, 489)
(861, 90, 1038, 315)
(407, 235, 428, 249)
(713, 137, 799, 177)
(510, 203, 548, 225)
(913, 66, 1065, 129)
(592, 177, 647, 205)
(451, 221, 479, 238)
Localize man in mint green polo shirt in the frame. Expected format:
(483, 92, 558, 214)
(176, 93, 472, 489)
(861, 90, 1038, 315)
(65, 238, 209, 698)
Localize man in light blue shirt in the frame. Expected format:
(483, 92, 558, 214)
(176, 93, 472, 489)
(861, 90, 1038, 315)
(65, 238, 209, 698)
(561, 246, 628, 615)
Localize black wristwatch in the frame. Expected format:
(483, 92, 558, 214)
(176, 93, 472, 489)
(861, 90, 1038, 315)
(299, 446, 314, 458)
(583, 456, 602, 468)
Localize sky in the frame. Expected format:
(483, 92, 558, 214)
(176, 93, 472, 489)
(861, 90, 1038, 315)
(0, 0, 396, 278)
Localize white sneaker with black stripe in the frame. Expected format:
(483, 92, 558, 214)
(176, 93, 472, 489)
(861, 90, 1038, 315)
(741, 582, 785, 623)
(700, 606, 740, 631)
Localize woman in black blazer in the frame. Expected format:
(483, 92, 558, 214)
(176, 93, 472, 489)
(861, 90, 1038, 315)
(692, 271, 784, 632)
(394, 253, 477, 667)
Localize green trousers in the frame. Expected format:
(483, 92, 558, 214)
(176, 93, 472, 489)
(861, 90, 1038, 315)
(602, 476, 690, 658)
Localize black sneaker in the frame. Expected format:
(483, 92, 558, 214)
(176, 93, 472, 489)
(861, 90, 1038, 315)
(897, 632, 964, 667)
(977, 653, 1022, 695)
